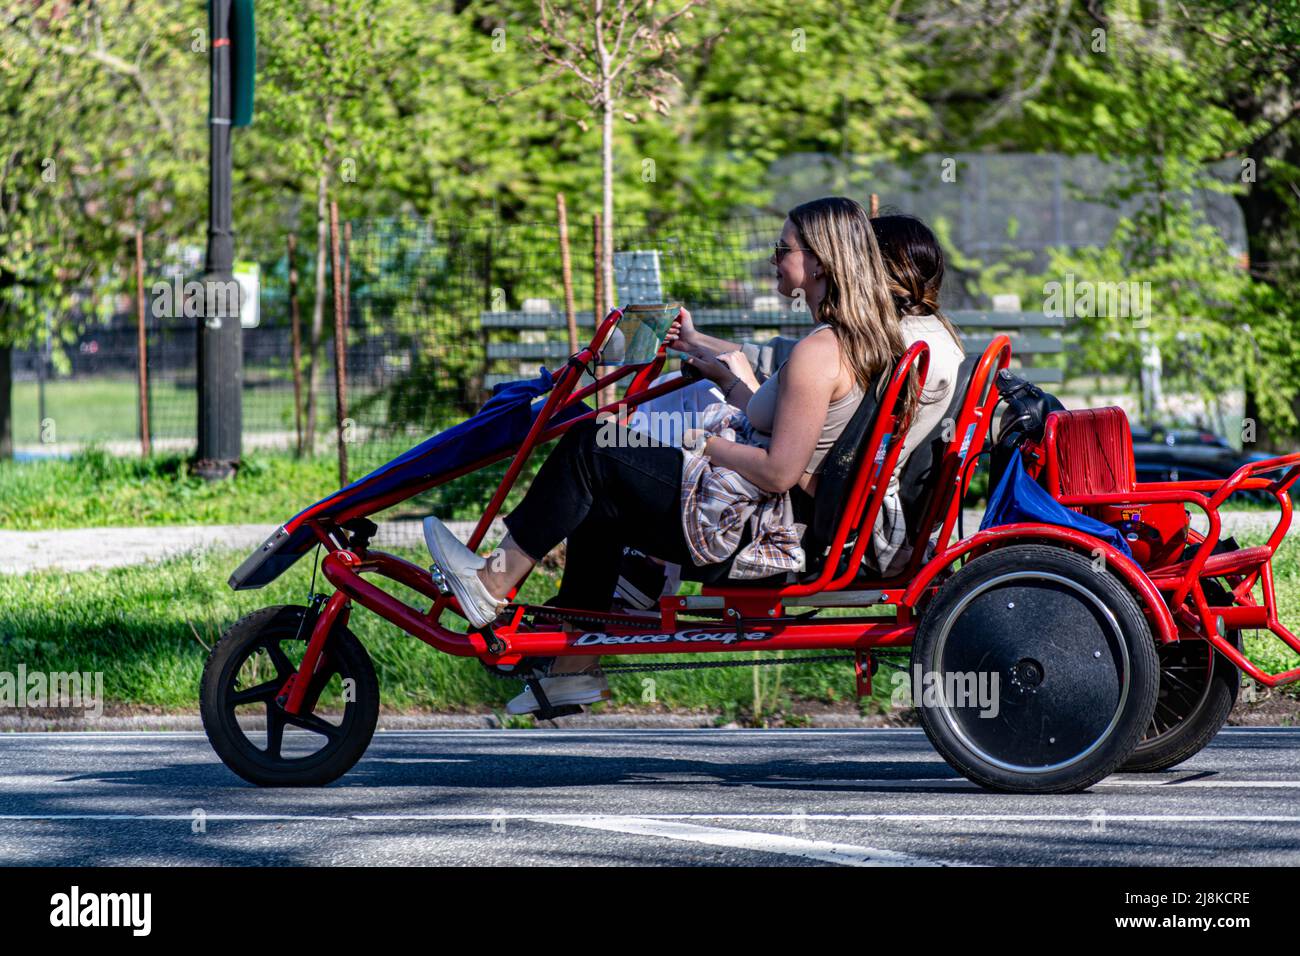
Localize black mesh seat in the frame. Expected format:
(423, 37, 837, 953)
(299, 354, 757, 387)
(802, 352, 979, 583)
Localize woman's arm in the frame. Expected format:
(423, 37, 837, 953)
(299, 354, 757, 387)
(664, 307, 743, 356)
(699, 334, 837, 494)
(676, 346, 757, 411)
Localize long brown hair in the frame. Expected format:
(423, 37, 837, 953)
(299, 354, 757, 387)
(787, 197, 919, 424)
(870, 214, 964, 351)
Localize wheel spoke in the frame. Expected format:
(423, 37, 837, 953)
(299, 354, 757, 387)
(230, 678, 282, 707)
(281, 709, 343, 741)
(265, 641, 297, 679)
(265, 702, 287, 758)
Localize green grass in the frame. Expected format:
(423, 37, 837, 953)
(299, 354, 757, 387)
(0, 450, 341, 529)
(12, 376, 315, 445)
(0, 546, 886, 719)
(0, 439, 545, 529)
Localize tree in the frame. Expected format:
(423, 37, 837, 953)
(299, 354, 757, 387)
(0, 0, 204, 458)
(241, 0, 420, 455)
(519, 0, 712, 307)
(906, 0, 1300, 445)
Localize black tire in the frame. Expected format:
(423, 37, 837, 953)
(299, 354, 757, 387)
(1122, 580, 1242, 772)
(912, 543, 1159, 794)
(200, 604, 379, 787)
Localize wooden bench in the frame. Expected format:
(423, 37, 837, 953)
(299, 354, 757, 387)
(479, 307, 1064, 390)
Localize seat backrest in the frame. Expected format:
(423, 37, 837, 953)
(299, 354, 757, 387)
(811, 335, 1010, 584)
(1040, 406, 1136, 497)
(896, 354, 980, 532)
(803, 360, 898, 565)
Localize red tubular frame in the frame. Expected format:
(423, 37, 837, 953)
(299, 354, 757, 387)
(275, 308, 1300, 698)
(1045, 448, 1300, 687)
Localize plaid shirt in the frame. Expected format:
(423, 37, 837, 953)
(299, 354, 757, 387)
(680, 402, 908, 580)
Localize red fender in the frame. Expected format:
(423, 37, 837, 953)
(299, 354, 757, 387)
(902, 522, 1178, 645)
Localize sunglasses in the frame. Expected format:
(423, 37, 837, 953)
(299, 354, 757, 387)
(771, 240, 803, 261)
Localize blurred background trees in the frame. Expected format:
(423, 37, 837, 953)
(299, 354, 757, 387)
(2, 0, 1298, 455)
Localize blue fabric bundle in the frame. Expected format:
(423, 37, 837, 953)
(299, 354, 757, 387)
(979, 451, 1133, 559)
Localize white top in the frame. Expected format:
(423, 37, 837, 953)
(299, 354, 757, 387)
(894, 314, 967, 476)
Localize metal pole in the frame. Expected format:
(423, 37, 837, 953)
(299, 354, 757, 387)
(197, 0, 243, 479)
(135, 229, 151, 457)
(557, 193, 578, 354)
(37, 314, 47, 444)
(593, 211, 608, 406)
(288, 231, 304, 456)
(329, 201, 348, 488)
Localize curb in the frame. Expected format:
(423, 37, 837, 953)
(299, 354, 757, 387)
(0, 711, 915, 732)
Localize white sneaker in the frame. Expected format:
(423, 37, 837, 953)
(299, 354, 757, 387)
(423, 517, 507, 629)
(506, 671, 611, 715)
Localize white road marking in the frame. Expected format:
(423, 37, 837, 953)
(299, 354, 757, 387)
(0, 812, 1298, 825)
(1, 726, 1297, 742)
(753, 777, 1300, 790)
(531, 814, 950, 866)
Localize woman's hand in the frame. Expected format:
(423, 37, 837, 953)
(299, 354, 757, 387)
(715, 350, 760, 392)
(675, 343, 737, 387)
(663, 307, 699, 352)
(682, 427, 711, 455)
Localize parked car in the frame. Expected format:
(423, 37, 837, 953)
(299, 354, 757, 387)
(1129, 424, 1232, 450)
(1131, 439, 1293, 506)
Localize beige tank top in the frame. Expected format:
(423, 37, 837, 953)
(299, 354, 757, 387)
(744, 325, 865, 474)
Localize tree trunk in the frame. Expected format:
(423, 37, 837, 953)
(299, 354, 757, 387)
(305, 166, 328, 457)
(1235, 109, 1300, 452)
(0, 345, 11, 460)
(601, 76, 615, 310)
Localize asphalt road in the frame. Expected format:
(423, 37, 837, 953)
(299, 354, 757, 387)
(2, 727, 1299, 866)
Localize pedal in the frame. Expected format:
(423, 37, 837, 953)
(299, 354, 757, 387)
(525, 675, 583, 721)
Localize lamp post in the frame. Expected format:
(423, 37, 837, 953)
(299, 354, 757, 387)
(197, 0, 254, 479)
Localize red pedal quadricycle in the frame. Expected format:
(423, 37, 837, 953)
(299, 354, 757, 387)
(201, 306, 1300, 793)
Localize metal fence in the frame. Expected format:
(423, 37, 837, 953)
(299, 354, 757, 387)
(11, 213, 1068, 482)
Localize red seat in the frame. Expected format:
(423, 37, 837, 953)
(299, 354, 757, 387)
(1040, 406, 1136, 497)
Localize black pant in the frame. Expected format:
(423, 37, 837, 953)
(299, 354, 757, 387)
(503, 418, 755, 610)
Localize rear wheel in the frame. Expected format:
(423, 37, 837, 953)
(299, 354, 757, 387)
(912, 544, 1159, 794)
(1122, 578, 1242, 772)
(200, 604, 379, 787)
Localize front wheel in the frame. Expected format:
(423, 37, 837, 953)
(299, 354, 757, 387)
(200, 604, 379, 787)
(912, 544, 1159, 794)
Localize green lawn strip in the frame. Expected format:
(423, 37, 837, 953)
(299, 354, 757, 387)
(0, 441, 545, 529)
(10, 375, 404, 445)
(0, 451, 339, 529)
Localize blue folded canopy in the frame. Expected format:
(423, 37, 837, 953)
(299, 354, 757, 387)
(230, 367, 591, 589)
(979, 451, 1133, 558)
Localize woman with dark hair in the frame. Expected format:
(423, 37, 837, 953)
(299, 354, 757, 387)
(422, 197, 915, 714)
